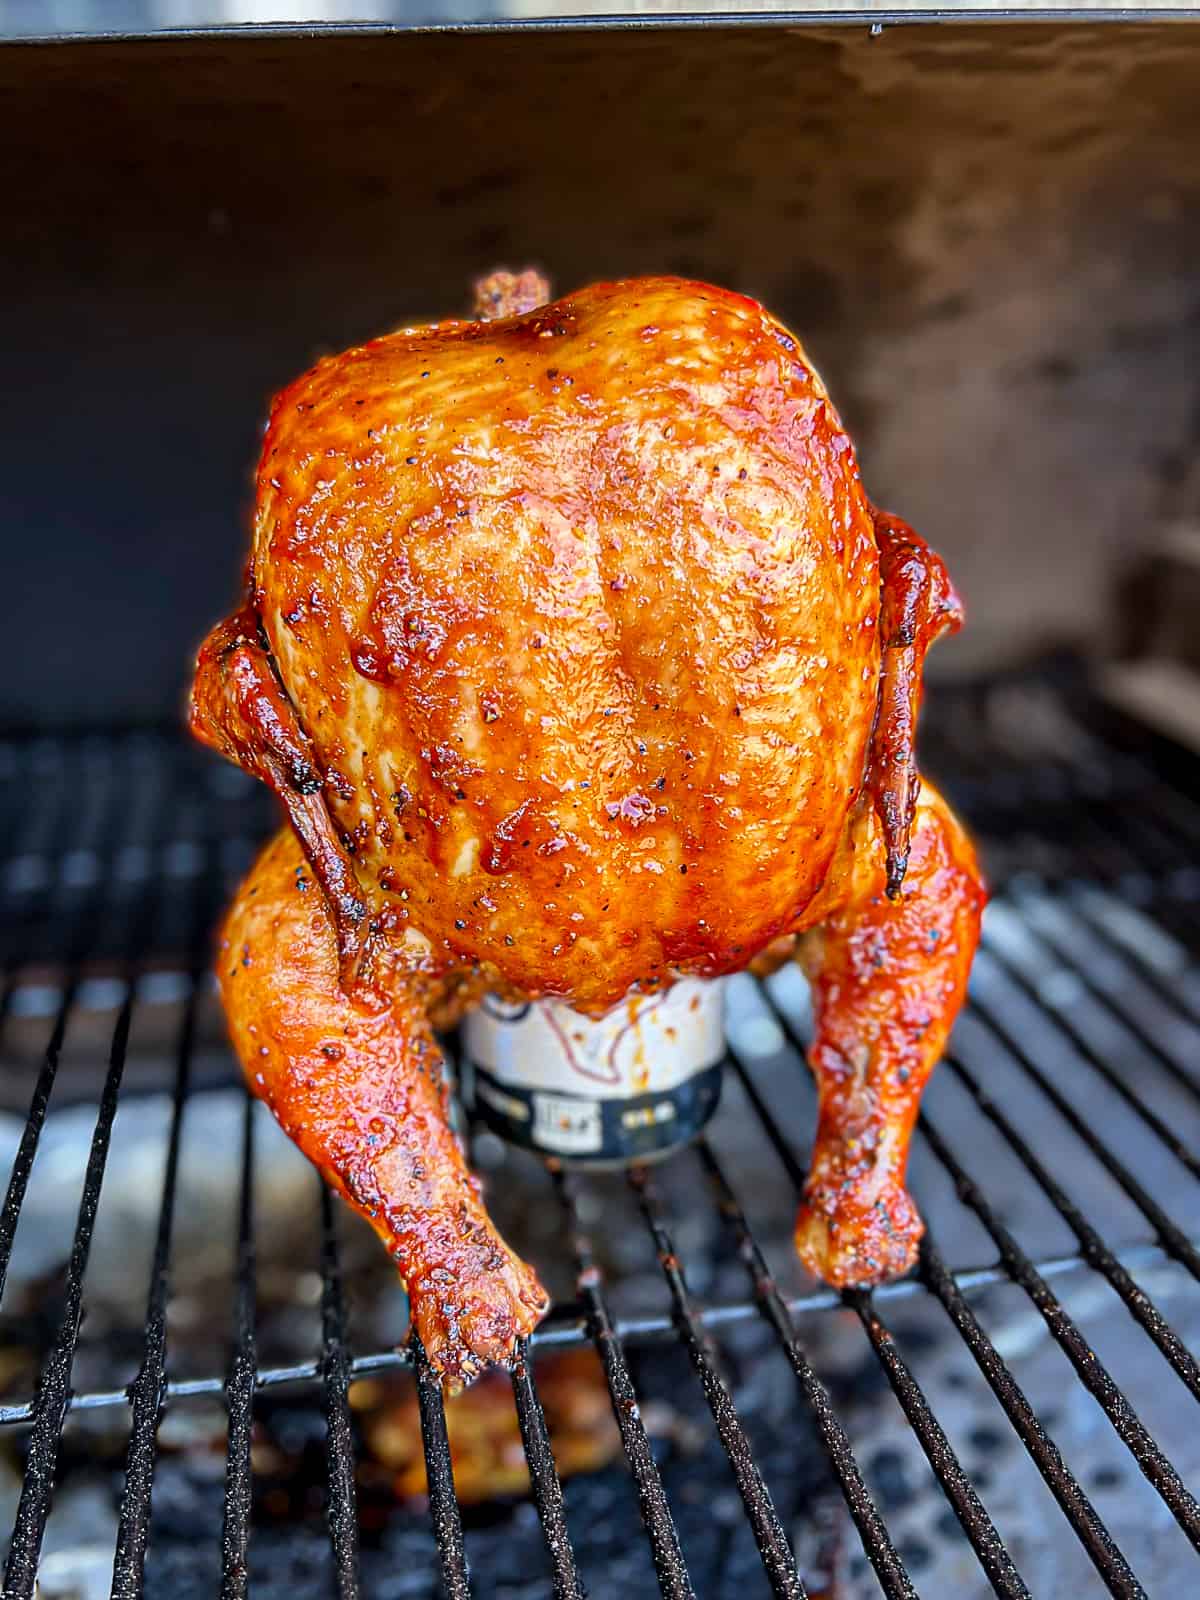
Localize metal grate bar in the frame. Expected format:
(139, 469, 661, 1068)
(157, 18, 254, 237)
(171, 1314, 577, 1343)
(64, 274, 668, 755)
(4, 1238, 1189, 1428)
(927, 1068, 1200, 1553)
(1073, 826, 1159, 898)
(979, 927, 1200, 1160)
(2, 996, 134, 1600)
(318, 1183, 362, 1600)
(0, 740, 97, 1008)
(1032, 802, 1159, 899)
(1064, 885, 1200, 1027)
(695, 1138, 917, 1600)
(1003, 887, 1200, 1105)
(917, 1231, 1146, 1600)
(111, 835, 227, 1600)
(220, 1094, 259, 1600)
(0, 1005, 71, 1304)
(927, 704, 1194, 899)
(725, 1053, 1030, 1598)
(1092, 791, 1198, 893)
(846, 1289, 1033, 1600)
(2, 707, 1199, 1597)
(751, 961, 1200, 1567)
(933, 1057, 1200, 1404)
(1116, 760, 1200, 856)
(110, 973, 199, 1600)
(1065, 785, 1170, 875)
(962, 999, 1200, 1283)
(412, 1335, 472, 1600)
(552, 1169, 696, 1600)
(1017, 748, 1200, 928)
(1161, 898, 1200, 958)
(628, 1164, 807, 1600)
(0, 745, 61, 914)
(509, 1341, 586, 1600)
(1, 753, 179, 1597)
(0, 749, 131, 1303)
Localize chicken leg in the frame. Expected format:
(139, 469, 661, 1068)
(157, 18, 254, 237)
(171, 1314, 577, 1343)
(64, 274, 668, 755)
(219, 826, 548, 1385)
(794, 781, 984, 1286)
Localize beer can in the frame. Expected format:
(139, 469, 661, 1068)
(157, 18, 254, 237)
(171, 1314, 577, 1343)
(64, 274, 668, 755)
(463, 977, 726, 1167)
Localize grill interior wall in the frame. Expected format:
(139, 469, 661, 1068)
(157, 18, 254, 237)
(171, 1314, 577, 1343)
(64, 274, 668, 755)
(4, 22, 1200, 724)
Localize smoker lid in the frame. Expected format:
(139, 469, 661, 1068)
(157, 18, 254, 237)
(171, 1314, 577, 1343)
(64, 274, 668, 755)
(4, 2, 1200, 47)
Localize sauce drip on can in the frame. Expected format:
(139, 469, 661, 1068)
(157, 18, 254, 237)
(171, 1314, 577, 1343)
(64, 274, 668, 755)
(463, 978, 726, 1168)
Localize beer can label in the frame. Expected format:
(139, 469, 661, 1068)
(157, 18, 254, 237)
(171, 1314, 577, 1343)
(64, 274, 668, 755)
(464, 978, 726, 1166)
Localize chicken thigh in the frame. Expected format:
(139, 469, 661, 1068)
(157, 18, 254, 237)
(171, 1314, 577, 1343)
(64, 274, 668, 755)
(192, 273, 984, 1382)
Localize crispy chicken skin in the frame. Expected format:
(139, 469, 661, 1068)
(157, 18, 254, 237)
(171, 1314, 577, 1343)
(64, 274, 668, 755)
(792, 781, 982, 1284)
(192, 273, 984, 1380)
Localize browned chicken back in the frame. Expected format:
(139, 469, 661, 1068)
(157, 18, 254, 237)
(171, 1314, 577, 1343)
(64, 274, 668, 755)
(192, 273, 984, 1383)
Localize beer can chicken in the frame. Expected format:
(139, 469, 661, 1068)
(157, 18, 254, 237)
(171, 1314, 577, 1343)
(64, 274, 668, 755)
(191, 271, 985, 1385)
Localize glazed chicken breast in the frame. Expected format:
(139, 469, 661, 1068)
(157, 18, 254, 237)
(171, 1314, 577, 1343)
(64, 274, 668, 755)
(191, 272, 984, 1384)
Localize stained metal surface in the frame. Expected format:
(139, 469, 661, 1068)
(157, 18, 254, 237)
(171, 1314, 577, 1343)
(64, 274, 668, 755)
(4, 4, 1200, 45)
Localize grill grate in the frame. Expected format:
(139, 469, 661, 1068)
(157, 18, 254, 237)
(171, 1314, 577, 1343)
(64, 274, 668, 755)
(0, 670, 1198, 1598)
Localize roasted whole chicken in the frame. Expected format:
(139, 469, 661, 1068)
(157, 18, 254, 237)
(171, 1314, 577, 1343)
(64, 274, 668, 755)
(191, 272, 985, 1384)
